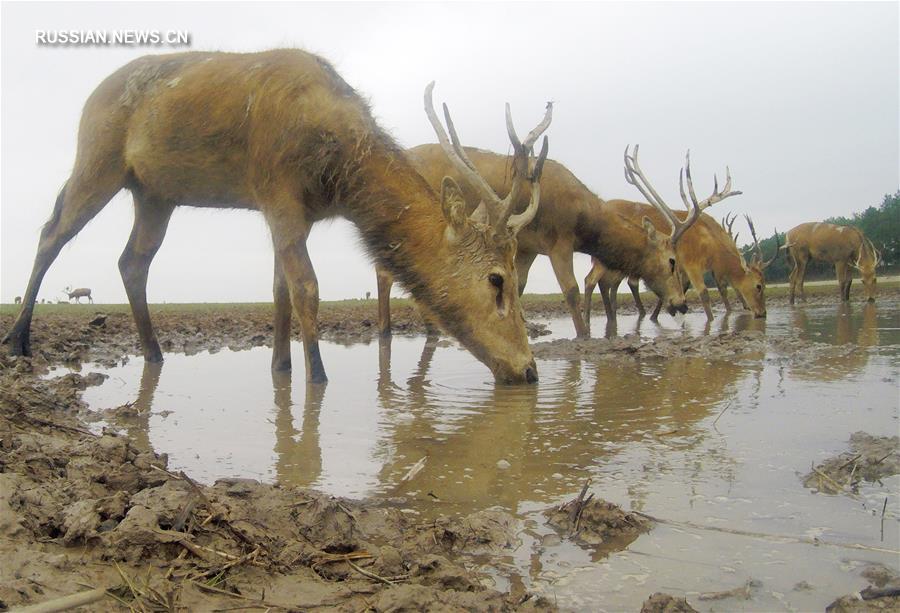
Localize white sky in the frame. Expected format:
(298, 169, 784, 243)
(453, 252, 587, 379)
(1, 1, 897, 303)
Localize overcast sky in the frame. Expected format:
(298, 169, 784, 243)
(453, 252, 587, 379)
(2, 1, 897, 304)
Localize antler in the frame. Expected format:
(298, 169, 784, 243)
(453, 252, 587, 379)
(721, 212, 740, 245)
(623, 146, 701, 245)
(682, 155, 742, 211)
(424, 82, 552, 235)
(744, 215, 779, 270)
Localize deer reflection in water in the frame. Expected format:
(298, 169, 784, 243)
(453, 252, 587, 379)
(788, 302, 879, 381)
(271, 370, 323, 489)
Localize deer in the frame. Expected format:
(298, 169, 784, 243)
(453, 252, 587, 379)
(373, 144, 709, 339)
(2, 49, 553, 385)
(14, 297, 21, 305)
(64, 286, 93, 303)
(584, 150, 749, 323)
(784, 222, 880, 303)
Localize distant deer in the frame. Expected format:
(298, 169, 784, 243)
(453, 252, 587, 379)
(784, 222, 880, 303)
(14, 296, 21, 305)
(373, 144, 709, 339)
(64, 286, 93, 303)
(4, 50, 551, 384)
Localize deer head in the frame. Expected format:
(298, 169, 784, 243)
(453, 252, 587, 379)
(736, 215, 778, 317)
(851, 236, 880, 302)
(421, 83, 551, 383)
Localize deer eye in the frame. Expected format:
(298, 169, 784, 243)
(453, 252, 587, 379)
(489, 273, 504, 290)
(756, 284, 762, 291)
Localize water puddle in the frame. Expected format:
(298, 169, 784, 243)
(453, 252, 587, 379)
(51, 300, 900, 611)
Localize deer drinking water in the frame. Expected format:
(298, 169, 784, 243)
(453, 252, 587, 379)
(784, 222, 880, 303)
(374, 143, 704, 339)
(3, 49, 552, 384)
(64, 286, 93, 304)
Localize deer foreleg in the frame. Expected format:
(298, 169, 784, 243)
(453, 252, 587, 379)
(277, 235, 326, 384)
(376, 264, 393, 336)
(549, 244, 589, 338)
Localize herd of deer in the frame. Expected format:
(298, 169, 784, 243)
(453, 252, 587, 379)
(3, 50, 883, 385)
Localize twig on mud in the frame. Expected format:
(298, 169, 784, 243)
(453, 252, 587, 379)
(838, 454, 862, 470)
(310, 551, 373, 572)
(12, 587, 113, 613)
(567, 478, 593, 536)
(165, 549, 188, 580)
(190, 581, 292, 609)
(177, 538, 243, 562)
(872, 451, 896, 466)
(346, 560, 397, 586)
(813, 467, 860, 499)
(185, 547, 262, 582)
(15, 412, 96, 437)
(632, 510, 899, 555)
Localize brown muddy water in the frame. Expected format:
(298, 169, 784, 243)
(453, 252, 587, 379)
(50, 301, 899, 611)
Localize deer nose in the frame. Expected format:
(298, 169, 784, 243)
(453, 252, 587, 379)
(525, 363, 538, 383)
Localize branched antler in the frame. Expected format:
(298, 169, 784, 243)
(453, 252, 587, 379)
(424, 82, 552, 235)
(721, 212, 740, 245)
(744, 214, 779, 270)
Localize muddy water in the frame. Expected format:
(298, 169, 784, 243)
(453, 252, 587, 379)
(56, 300, 899, 611)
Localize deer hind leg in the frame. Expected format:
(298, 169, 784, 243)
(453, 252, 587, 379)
(272, 255, 292, 371)
(598, 274, 622, 321)
(375, 264, 393, 336)
(272, 225, 327, 384)
(5, 167, 125, 356)
(515, 250, 538, 297)
(628, 277, 645, 317)
(118, 194, 175, 363)
(788, 249, 808, 304)
(583, 261, 604, 334)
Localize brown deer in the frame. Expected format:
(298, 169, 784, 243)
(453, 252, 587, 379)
(784, 222, 880, 304)
(584, 151, 748, 322)
(64, 286, 93, 303)
(14, 297, 21, 305)
(589, 212, 776, 321)
(3, 49, 552, 385)
(374, 144, 707, 339)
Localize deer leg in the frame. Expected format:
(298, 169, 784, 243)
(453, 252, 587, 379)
(835, 261, 851, 302)
(628, 278, 646, 317)
(118, 195, 175, 363)
(376, 264, 393, 336)
(272, 255, 292, 371)
(549, 245, 588, 338)
(583, 262, 601, 332)
(515, 250, 538, 296)
(275, 231, 327, 384)
(686, 268, 713, 320)
(650, 298, 664, 322)
(5, 170, 124, 357)
(714, 276, 732, 312)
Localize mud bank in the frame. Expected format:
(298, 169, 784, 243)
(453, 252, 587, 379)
(1, 354, 566, 611)
(803, 433, 899, 495)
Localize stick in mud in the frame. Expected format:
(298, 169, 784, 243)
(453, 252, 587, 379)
(11, 587, 113, 613)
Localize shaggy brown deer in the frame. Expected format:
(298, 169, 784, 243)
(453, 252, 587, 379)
(64, 286, 93, 303)
(784, 222, 880, 303)
(3, 49, 552, 384)
(374, 144, 706, 338)
(584, 151, 746, 322)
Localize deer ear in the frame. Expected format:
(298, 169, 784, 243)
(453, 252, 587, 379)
(642, 217, 659, 242)
(440, 176, 468, 230)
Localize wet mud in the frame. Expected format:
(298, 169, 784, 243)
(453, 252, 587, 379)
(803, 433, 899, 495)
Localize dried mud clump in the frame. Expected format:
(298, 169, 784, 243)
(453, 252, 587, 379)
(640, 592, 699, 613)
(803, 432, 899, 494)
(543, 484, 651, 547)
(825, 564, 900, 612)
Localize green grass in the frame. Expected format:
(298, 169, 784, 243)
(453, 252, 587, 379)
(3, 278, 896, 314)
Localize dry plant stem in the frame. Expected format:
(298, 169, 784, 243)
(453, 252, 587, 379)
(186, 547, 261, 582)
(712, 401, 732, 429)
(633, 511, 898, 554)
(13, 587, 113, 613)
(346, 560, 396, 586)
(813, 467, 860, 498)
(190, 581, 293, 610)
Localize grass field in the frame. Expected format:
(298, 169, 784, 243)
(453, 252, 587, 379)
(2, 278, 896, 316)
